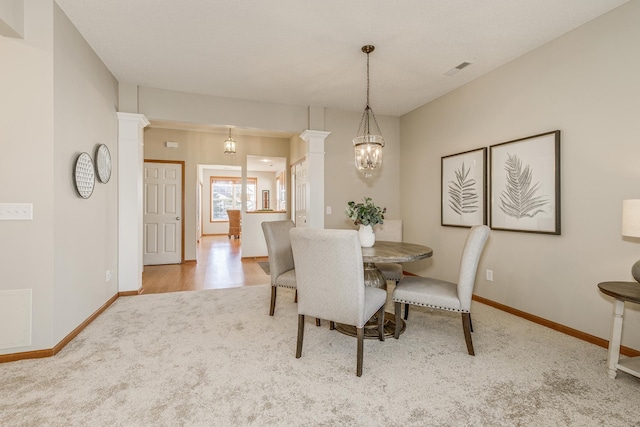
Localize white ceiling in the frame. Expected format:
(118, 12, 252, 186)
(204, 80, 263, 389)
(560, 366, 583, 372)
(247, 155, 287, 173)
(56, 0, 628, 118)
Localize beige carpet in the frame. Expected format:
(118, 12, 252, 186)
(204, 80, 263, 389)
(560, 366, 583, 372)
(1, 284, 639, 426)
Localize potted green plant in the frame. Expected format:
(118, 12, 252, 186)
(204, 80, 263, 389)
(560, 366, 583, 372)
(346, 197, 386, 247)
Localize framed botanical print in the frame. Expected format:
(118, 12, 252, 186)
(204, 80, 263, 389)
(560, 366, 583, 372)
(489, 130, 561, 234)
(441, 147, 487, 227)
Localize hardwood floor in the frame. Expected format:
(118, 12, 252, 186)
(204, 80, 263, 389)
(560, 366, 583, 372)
(141, 235, 269, 294)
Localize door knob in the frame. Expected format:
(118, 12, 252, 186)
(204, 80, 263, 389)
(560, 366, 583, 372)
(176, 217, 181, 220)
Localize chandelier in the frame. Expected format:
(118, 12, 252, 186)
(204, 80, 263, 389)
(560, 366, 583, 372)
(223, 128, 236, 155)
(353, 45, 384, 178)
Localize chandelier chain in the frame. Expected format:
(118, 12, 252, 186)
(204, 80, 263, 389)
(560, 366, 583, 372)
(366, 50, 370, 109)
(358, 47, 381, 139)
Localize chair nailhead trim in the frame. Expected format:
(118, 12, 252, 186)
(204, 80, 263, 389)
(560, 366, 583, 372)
(273, 284, 296, 289)
(392, 299, 469, 313)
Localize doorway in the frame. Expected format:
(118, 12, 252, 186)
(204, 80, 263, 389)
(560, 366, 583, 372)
(199, 164, 243, 242)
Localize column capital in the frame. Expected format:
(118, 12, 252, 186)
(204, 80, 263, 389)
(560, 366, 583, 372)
(300, 130, 331, 142)
(300, 130, 330, 154)
(117, 112, 150, 127)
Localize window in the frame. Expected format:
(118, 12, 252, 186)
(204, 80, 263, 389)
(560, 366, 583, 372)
(210, 176, 257, 221)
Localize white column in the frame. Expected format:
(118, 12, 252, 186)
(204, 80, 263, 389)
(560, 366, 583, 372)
(117, 112, 149, 293)
(299, 130, 330, 229)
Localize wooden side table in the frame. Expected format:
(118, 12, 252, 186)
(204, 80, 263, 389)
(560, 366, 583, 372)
(597, 281, 640, 379)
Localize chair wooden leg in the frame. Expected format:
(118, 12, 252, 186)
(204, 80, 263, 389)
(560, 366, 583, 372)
(269, 286, 277, 316)
(329, 321, 335, 330)
(469, 314, 473, 333)
(394, 301, 402, 339)
(462, 313, 475, 356)
(294, 289, 298, 303)
(377, 306, 385, 341)
(404, 304, 409, 320)
(356, 327, 364, 377)
(296, 314, 305, 358)
(315, 318, 321, 327)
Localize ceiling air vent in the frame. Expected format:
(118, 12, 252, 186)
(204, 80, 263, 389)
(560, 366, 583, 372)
(444, 62, 472, 76)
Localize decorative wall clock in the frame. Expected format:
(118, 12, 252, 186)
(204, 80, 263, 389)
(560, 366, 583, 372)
(74, 152, 95, 199)
(95, 144, 112, 183)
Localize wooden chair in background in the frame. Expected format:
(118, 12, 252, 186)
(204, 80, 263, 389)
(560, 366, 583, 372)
(227, 209, 241, 239)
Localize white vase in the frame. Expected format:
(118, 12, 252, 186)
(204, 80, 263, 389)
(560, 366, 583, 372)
(358, 224, 375, 247)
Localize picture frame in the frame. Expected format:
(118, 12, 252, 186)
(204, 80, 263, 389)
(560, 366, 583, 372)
(441, 147, 487, 227)
(489, 130, 561, 234)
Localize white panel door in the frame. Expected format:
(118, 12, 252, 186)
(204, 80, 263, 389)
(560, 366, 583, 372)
(143, 162, 182, 265)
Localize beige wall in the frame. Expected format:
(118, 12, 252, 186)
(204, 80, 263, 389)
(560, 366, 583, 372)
(323, 108, 401, 230)
(143, 128, 291, 260)
(0, 1, 118, 354)
(289, 134, 306, 165)
(0, 0, 55, 353)
(0, 0, 24, 38)
(400, 1, 640, 351)
(52, 4, 119, 342)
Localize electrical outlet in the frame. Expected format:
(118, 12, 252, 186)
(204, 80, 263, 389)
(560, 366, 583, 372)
(106, 270, 113, 282)
(326, 206, 332, 214)
(486, 269, 494, 281)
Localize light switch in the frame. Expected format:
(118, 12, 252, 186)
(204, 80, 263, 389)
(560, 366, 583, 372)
(0, 203, 33, 220)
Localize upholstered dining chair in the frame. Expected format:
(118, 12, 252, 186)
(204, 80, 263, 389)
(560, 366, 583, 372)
(290, 228, 387, 377)
(261, 220, 297, 316)
(392, 225, 489, 355)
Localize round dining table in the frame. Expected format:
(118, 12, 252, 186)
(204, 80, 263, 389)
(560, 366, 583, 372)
(361, 240, 433, 289)
(335, 240, 433, 339)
